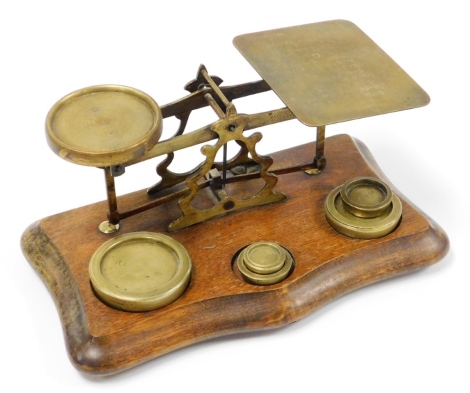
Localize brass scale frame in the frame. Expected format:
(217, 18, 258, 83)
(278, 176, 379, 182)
(101, 67, 324, 234)
(50, 20, 428, 236)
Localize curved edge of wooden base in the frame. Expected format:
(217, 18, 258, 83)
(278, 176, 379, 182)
(287, 222, 449, 320)
(21, 222, 95, 370)
(21, 218, 449, 375)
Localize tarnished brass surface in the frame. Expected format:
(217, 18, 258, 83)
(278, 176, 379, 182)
(127, 106, 296, 166)
(46, 85, 162, 167)
(325, 177, 402, 239)
(89, 232, 192, 312)
(304, 125, 326, 175)
(236, 242, 293, 285)
(43, 21, 429, 232)
(168, 79, 286, 231)
(233, 20, 429, 126)
(340, 177, 392, 218)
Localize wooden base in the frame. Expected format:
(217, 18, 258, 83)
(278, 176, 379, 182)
(21, 134, 449, 375)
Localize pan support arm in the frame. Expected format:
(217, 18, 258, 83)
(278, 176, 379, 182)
(98, 67, 327, 233)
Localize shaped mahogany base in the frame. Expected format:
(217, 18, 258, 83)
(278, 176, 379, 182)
(21, 134, 449, 375)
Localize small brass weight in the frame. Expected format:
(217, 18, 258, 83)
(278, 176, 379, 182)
(21, 20, 448, 375)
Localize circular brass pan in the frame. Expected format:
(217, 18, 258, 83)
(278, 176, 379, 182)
(325, 184, 402, 239)
(89, 232, 191, 312)
(236, 242, 294, 285)
(46, 85, 162, 167)
(340, 177, 392, 218)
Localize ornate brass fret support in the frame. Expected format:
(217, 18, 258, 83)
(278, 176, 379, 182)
(169, 104, 285, 232)
(148, 65, 228, 196)
(147, 112, 200, 195)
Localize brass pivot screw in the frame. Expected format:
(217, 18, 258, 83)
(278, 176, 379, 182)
(325, 177, 402, 239)
(236, 242, 294, 285)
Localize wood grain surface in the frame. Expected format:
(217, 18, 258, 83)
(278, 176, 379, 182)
(21, 134, 449, 375)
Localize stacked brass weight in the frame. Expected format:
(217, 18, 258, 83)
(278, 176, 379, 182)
(325, 177, 402, 239)
(236, 242, 294, 285)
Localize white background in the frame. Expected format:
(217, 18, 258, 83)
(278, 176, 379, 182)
(1, 1, 468, 392)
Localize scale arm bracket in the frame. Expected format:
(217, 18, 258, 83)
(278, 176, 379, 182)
(127, 107, 298, 166)
(161, 79, 271, 119)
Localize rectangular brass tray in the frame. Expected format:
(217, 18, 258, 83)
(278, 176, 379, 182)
(234, 20, 429, 126)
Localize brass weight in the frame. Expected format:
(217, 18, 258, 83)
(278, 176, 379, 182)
(236, 242, 294, 285)
(89, 232, 192, 312)
(325, 177, 402, 239)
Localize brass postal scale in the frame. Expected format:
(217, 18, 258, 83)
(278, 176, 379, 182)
(21, 20, 449, 374)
